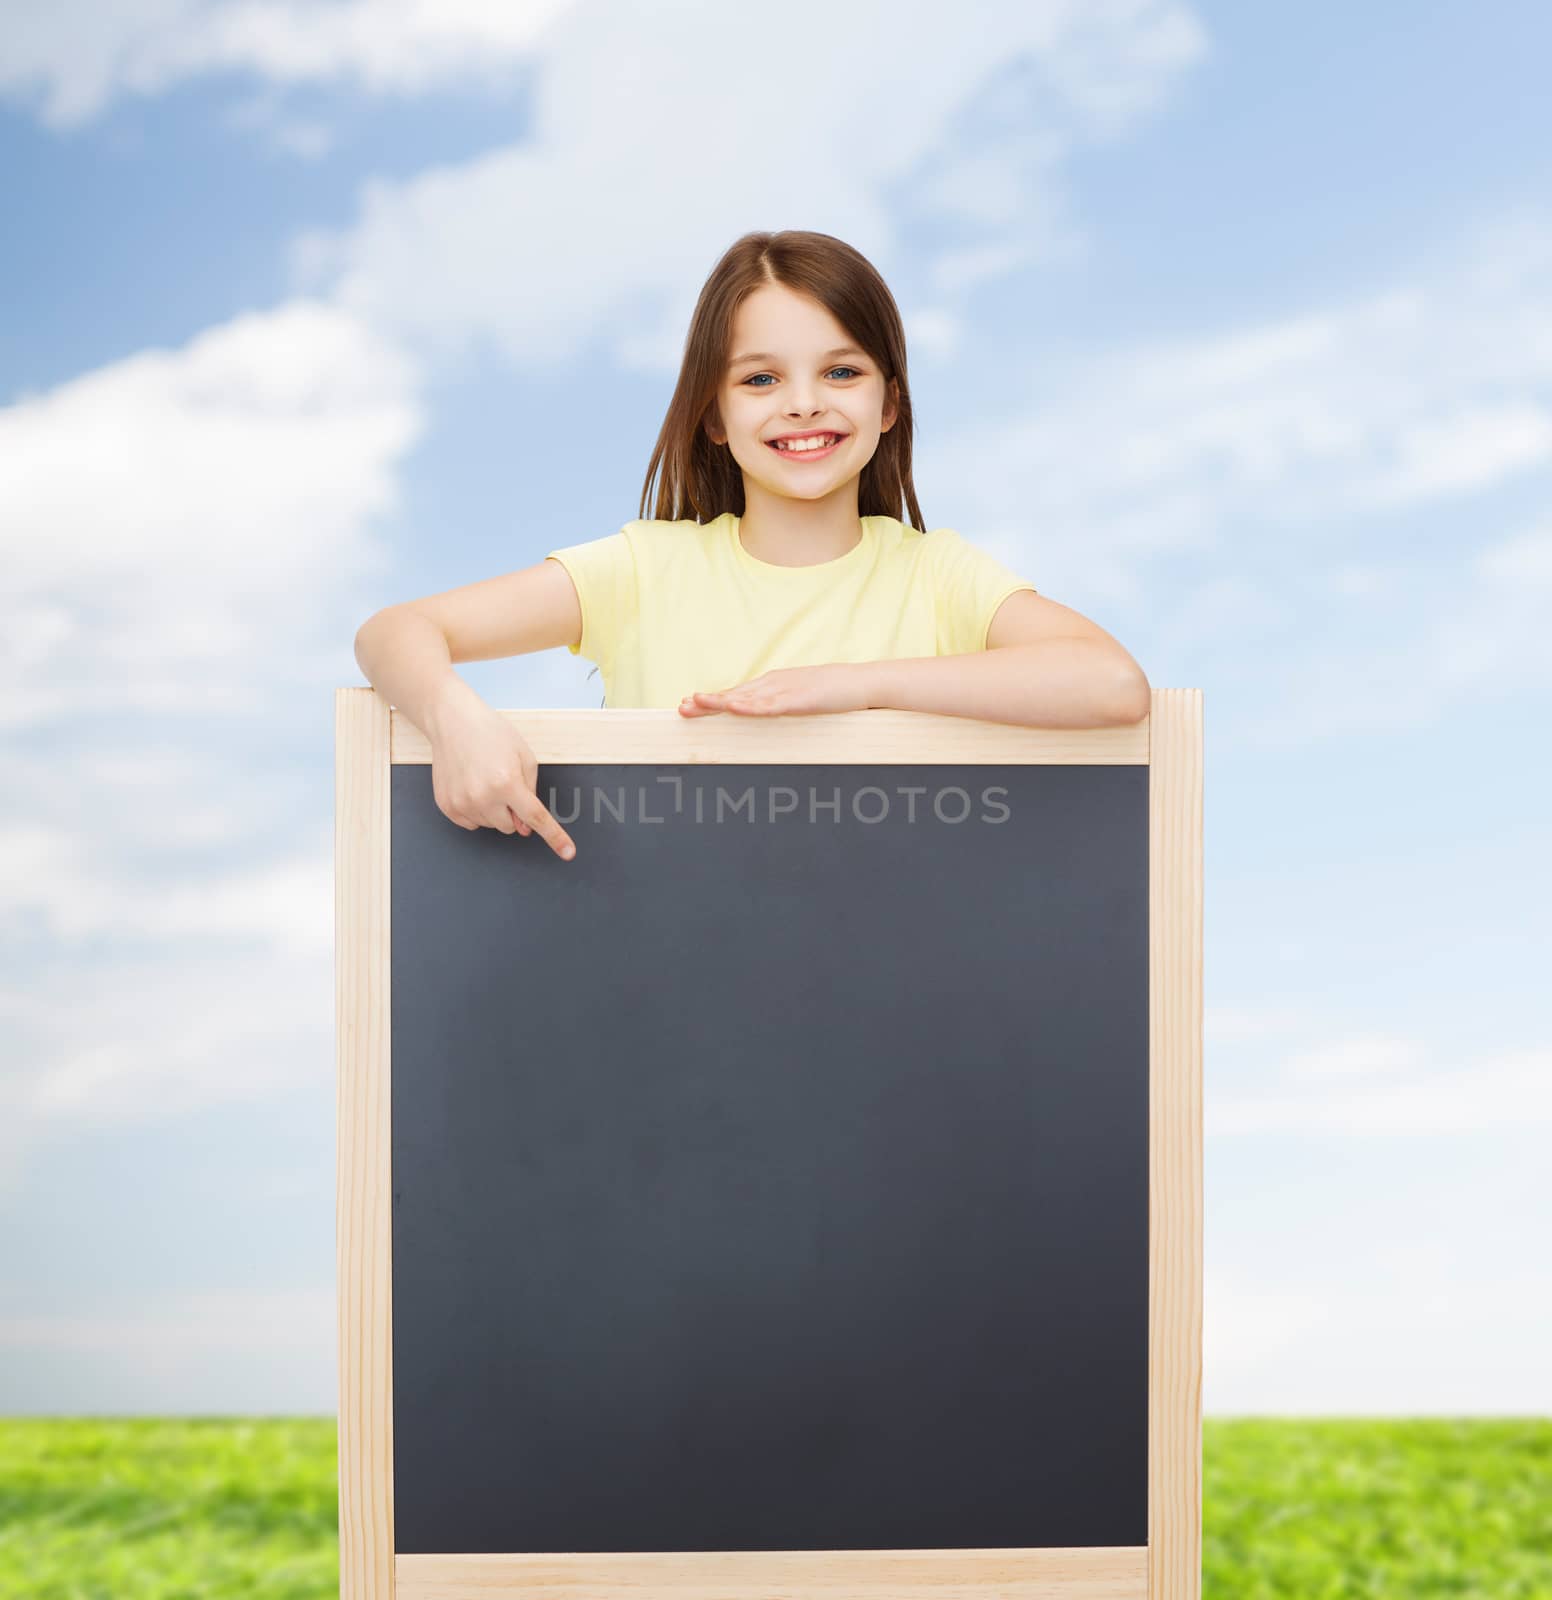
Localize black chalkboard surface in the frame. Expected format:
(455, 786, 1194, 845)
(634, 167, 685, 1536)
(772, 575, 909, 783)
(390, 760, 1148, 1556)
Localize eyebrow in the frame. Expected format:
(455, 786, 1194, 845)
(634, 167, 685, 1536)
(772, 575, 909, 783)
(727, 345, 866, 369)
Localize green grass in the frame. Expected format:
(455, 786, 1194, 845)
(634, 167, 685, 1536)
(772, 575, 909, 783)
(0, 1418, 1548, 1597)
(0, 1419, 335, 1600)
(1203, 1419, 1552, 1598)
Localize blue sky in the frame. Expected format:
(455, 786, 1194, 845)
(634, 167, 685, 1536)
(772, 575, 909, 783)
(2, 0, 1549, 1417)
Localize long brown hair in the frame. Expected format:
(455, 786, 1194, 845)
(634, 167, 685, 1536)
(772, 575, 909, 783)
(639, 230, 925, 531)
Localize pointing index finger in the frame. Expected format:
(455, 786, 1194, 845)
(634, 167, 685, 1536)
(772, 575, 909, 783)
(516, 792, 576, 861)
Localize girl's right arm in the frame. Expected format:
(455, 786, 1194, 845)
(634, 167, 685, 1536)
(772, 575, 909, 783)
(353, 558, 584, 860)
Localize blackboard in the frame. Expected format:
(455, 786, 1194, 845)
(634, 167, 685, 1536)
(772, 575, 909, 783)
(388, 758, 1150, 1556)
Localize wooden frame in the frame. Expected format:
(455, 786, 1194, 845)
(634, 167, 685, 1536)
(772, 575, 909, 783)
(334, 689, 1202, 1599)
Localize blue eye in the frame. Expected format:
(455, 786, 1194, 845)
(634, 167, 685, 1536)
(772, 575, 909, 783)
(742, 366, 862, 387)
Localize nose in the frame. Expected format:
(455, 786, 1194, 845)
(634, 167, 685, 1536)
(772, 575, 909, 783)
(785, 380, 824, 417)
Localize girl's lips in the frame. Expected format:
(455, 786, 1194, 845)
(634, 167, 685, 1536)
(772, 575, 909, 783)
(765, 434, 846, 462)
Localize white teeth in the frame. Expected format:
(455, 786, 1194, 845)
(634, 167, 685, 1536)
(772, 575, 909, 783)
(773, 434, 839, 452)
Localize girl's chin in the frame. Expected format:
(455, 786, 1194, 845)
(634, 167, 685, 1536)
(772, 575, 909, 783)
(760, 473, 850, 497)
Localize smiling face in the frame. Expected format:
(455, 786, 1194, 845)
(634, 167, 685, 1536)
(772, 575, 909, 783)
(706, 281, 898, 502)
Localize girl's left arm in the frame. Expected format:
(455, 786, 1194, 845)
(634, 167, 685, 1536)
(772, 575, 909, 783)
(860, 589, 1151, 728)
(681, 591, 1150, 727)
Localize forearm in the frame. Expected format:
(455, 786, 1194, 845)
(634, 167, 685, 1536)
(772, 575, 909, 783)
(353, 608, 488, 739)
(863, 639, 1150, 728)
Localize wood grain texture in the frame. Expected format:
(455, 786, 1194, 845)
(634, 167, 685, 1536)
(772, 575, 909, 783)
(397, 1545, 1147, 1598)
(1147, 689, 1204, 1600)
(336, 686, 397, 1599)
(389, 706, 1149, 765)
(336, 686, 1202, 1597)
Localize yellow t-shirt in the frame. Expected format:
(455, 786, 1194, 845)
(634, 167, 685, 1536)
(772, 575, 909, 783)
(545, 511, 1037, 710)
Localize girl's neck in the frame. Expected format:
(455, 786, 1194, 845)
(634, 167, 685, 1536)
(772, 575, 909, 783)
(737, 487, 864, 568)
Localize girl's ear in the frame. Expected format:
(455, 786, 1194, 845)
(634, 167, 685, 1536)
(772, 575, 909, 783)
(881, 376, 900, 434)
(703, 402, 725, 447)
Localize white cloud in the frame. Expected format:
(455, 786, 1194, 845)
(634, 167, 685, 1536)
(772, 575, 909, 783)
(1361, 402, 1552, 507)
(0, 0, 1209, 1235)
(0, 0, 569, 128)
(0, 938, 333, 1193)
(1280, 1034, 1421, 1080)
(1205, 1268, 1334, 1407)
(1205, 1263, 1552, 1415)
(0, 1284, 332, 1358)
(1478, 520, 1552, 583)
(0, 815, 331, 951)
(1252, 513, 1552, 743)
(901, 210, 1552, 750)
(1205, 1006, 1309, 1045)
(286, 0, 1207, 367)
(223, 89, 338, 159)
(0, 0, 1210, 168)
(1, 297, 421, 725)
(0, 1286, 336, 1414)
(8, 0, 1549, 1422)
(1326, 563, 1389, 597)
(0, 300, 423, 1194)
(927, 217, 1552, 597)
(1208, 1039, 1552, 1137)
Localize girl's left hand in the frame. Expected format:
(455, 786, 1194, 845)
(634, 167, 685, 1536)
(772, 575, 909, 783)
(678, 664, 871, 717)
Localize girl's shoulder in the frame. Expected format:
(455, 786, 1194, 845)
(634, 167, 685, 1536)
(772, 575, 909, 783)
(872, 516, 962, 563)
(865, 515, 960, 542)
(622, 513, 732, 547)
(609, 514, 736, 575)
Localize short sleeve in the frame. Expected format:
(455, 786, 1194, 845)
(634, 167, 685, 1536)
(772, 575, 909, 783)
(923, 527, 1038, 655)
(544, 526, 639, 669)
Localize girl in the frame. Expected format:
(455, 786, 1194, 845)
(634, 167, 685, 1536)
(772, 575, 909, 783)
(354, 230, 1151, 863)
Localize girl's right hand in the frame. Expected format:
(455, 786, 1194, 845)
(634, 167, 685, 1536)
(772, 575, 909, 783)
(429, 700, 576, 861)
